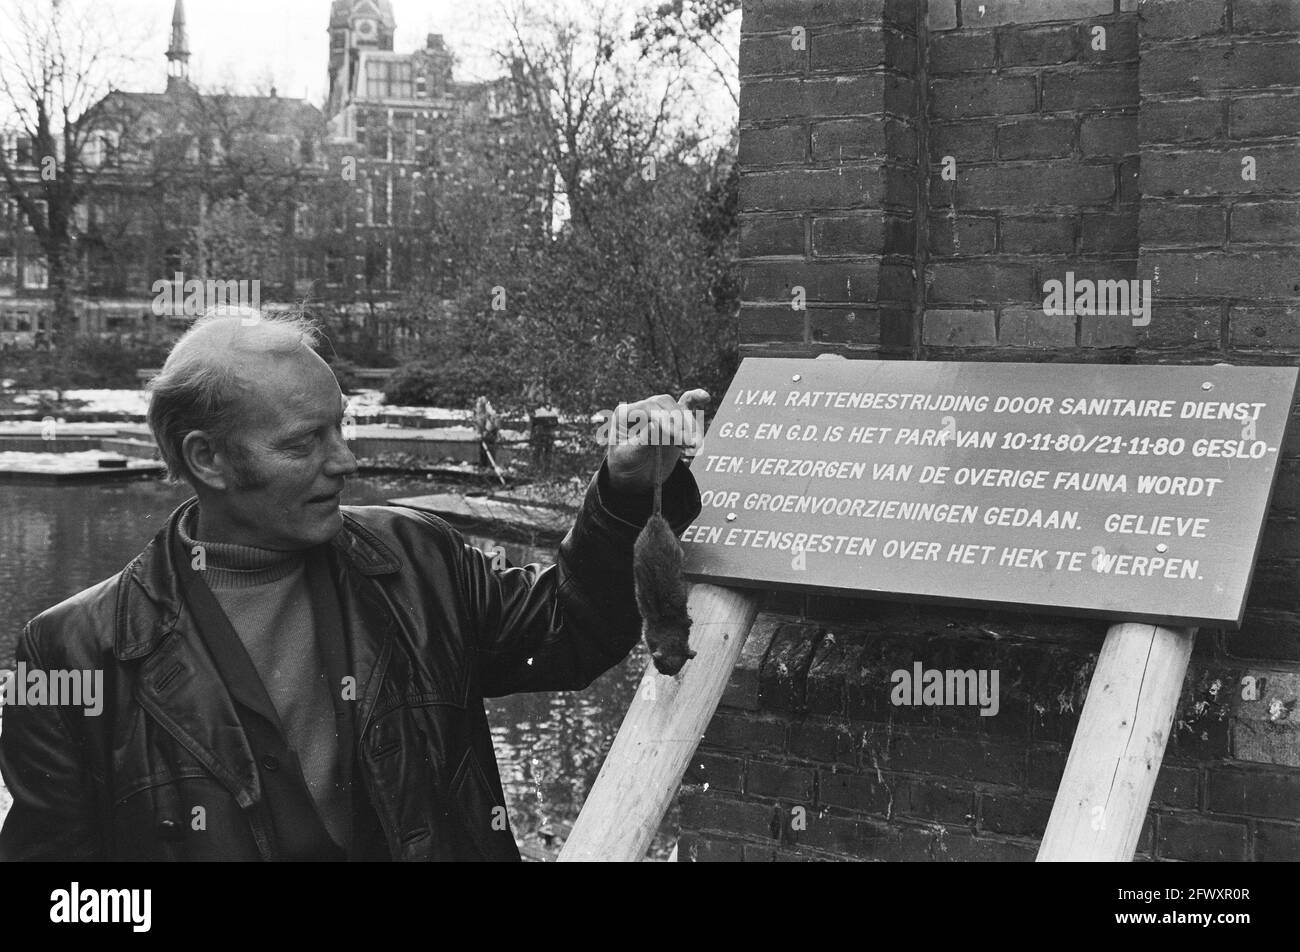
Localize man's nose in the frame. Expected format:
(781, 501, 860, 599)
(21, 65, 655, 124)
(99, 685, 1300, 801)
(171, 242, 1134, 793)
(325, 427, 359, 476)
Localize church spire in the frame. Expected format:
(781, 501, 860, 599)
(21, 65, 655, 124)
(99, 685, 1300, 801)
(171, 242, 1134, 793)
(166, 0, 191, 89)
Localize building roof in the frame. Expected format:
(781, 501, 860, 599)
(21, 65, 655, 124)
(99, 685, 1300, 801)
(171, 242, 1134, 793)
(329, 0, 396, 30)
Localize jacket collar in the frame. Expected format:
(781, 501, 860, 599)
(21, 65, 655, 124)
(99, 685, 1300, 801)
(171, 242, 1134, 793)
(114, 497, 401, 662)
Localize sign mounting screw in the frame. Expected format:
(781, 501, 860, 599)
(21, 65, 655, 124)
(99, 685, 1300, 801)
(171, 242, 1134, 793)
(726, 512, 737, 522)
(1156, 543, 1168, 553)
(1202, 382, 1213, 391)
(792, 374, 801, 382)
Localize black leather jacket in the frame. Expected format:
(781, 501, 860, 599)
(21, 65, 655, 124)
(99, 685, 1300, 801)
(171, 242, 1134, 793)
(0, 460, 700, 861)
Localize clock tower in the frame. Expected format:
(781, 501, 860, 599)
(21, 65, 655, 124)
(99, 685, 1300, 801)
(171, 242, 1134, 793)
(326, 0, 397, 119)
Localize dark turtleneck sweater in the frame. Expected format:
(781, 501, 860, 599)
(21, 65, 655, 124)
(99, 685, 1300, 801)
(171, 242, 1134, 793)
(177, 506, 350, 850)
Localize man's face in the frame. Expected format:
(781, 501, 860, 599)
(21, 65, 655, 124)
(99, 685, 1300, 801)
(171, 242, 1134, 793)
(199, 346, 357, 550)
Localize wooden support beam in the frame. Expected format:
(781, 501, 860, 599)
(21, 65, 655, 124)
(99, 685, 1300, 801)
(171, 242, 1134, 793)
(1037, 622, 1196, 862)
(558, 583, 761, 862)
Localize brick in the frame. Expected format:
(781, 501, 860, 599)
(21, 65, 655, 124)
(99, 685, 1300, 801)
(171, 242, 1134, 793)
(805, 626, 872, 716)
(739, 260, 890, 303)
(1027, 746, 1066, 791)
(1080, 116, 1137, 157)
(900, 779, 974, 825)
(997, 118, 1076, 159)
(739, 305, 806, 343)
(1254, 821, 1300, 860)
(1000, 216, 1075, 253)
(1140, 203, 1227, 247)
(747, 759, 814, 801)
(929, 32, 995, 73)
(739, 33, 808, 78)
(818, 770, 895, 813)
(1224, 609, 1300, 662)
(928, 213, 998, 256)
(999, 25, 1080, 66)
(1143, 145, 1300, 196)
(1141, 43, 1300, 95)
(788, 721, 857, 763)
(999, 305, 1075, 347)
(1080, 313, 1138, 348)
(1081, 211, 1139, 253)
(926, 262, 1038, 302)
(798, 814, 936, 860)
(811, 213, 885, 255)
(1079, 19, 1140, 62)
(1139, 99, 1226, 143)
(1118, 155, 1140, 203)
(959, 0, 1114, 28)
(1139, 0, 1227, 39)
(702, 710, 786, 754)
(741, 166, 879, 211)
(1152, 764, 1201, 809)
(1156, 814, 1247, 861)
(740, 75, 884, 123)
(1229, 306, 1300, 348)
(810, 307, 885, 345)
(744, 0, 910, 33)
(675, 833, 745, 862)
(942, 162, 1115, 207)
(935, 832, 1036, 862)
(1133, 303, 1221, 348)
(740, 215, 805, 256)
(678, 789, 779, 839)
(929, 0, 958, 31)
(922, 308, 996, 346)
(1233, 0, 1300, 33)
(889, 731, 1024, 785)
(1233, 200, 1300, 245)
(811, 117, 915, 161)
(1042, 68, 1138, 111)
(980, 794, 1052, 837)
(930, 75, 1036, 119)
(1206, 767, 1300, 819)
(810, 28, 888, 73)
(1142, 251, 1300, 299)
(930, 121, 996, 160)
(684, 752, 744, 793)
(1230, 94, 1300, 138)
(738, 125, 808, 167)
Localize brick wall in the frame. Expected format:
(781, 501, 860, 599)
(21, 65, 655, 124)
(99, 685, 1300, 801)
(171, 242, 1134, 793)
(683, 0, 1300, 861)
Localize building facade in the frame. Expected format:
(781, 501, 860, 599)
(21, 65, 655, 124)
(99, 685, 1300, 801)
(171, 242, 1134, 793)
(0, 0, 516, 354)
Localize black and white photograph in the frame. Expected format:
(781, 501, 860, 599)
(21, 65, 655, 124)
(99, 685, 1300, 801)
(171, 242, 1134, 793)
(0, 0, 1294, 904)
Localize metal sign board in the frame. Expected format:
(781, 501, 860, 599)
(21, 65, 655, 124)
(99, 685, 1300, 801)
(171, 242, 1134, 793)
(681, 358, 1298, 628)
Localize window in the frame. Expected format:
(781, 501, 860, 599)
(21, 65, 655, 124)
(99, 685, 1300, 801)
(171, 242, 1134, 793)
(416, 75, 427, 98)
(392, 115, 416, 160)
(22, 258, 49, 289)
(370, 176, 389, 225)
(15, 137, 33, 166)
(366, 60, 413, 100)
(326, 252, 346, 286)
(331, 31, 345, 50)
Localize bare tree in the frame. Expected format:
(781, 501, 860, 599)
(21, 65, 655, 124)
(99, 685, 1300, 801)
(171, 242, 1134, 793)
(0, 0, 145, 343)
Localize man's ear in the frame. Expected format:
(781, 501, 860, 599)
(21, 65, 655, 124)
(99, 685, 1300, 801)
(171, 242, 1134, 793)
(181, 430, 229, 492)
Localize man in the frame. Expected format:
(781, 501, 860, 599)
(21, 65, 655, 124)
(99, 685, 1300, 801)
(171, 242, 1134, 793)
(0, 309, 703, 860)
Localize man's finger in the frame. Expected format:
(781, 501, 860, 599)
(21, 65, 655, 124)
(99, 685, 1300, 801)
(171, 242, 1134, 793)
(678, 388, 710, 410)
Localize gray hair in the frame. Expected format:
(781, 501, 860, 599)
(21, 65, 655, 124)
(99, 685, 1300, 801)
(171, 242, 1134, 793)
(146, 307, 323, 485)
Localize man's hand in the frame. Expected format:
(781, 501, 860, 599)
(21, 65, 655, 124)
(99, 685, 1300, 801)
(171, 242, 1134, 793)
(605, 389, 711, 493)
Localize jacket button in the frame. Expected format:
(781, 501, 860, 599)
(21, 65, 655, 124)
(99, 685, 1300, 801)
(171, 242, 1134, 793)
(158, 818, 180, 839)
(261, 755, 280, 771)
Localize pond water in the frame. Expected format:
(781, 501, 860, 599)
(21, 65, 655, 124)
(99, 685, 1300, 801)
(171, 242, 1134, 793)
(0, 476, 673, 860)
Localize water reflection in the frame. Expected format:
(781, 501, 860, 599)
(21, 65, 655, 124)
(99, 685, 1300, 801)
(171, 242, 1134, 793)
(0, 477, 668, 860)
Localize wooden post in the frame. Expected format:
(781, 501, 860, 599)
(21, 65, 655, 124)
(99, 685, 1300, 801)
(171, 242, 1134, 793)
(558, 583, 761, 862)
(1037, 622, 1196, 862)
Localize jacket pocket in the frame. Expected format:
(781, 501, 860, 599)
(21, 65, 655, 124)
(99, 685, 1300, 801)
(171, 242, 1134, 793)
(448, 748, 517, 862)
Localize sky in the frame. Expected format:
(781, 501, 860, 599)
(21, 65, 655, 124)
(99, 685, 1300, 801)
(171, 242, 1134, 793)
(0, 0, 737, 137)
